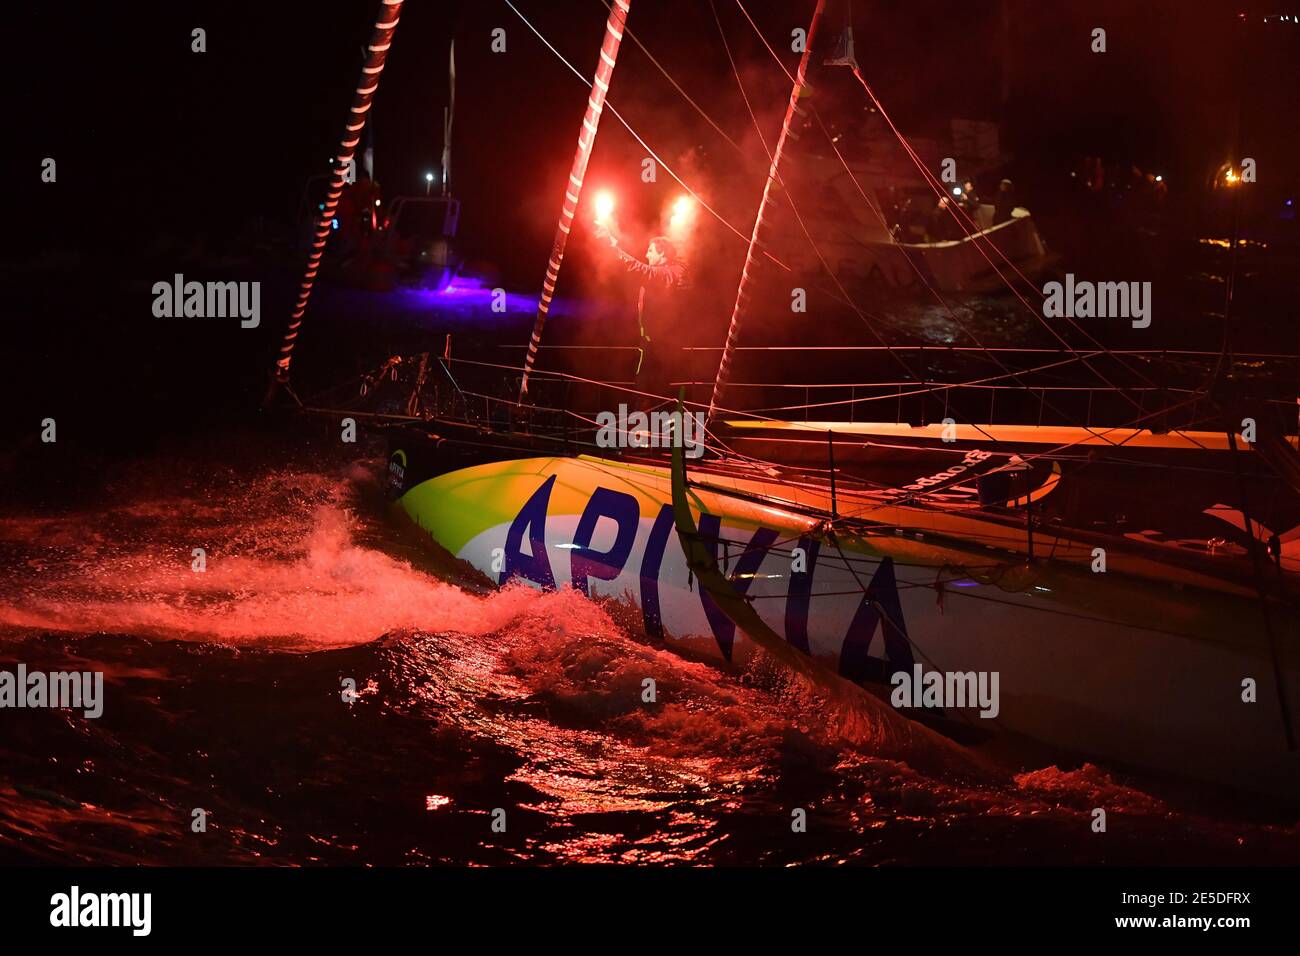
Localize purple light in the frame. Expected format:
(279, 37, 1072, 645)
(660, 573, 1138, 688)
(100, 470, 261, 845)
(397, 283, 561, 321)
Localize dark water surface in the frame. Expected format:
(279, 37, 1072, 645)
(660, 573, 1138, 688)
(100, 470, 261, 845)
(2, 435, 1299, 866)
(3, 207, 1299, 866)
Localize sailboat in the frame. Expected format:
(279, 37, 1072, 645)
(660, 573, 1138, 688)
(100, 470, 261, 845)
(774, 4, 1054, 293)
(778, 149, 1054, 293)
(268, 0, 1300, 803)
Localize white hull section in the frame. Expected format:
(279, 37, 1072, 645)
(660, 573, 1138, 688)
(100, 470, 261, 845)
(399, 455, 1300, 800)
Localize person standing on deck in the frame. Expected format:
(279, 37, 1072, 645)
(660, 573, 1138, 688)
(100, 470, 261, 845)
(993, 178, 1017, 225)
(594, 226, 689, 407)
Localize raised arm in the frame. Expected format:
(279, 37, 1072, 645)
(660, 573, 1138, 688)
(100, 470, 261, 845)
(614, 247, 684, 289)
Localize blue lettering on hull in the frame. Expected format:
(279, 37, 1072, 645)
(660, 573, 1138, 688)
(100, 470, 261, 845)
(497, 479, 912, 681)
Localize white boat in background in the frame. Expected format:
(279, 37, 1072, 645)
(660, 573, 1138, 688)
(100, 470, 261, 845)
(778, 153, 1054, 293)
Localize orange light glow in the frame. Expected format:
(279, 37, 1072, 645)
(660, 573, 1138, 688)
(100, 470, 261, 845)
(594, 191, 616, 223)
(667, 195, 697, 240)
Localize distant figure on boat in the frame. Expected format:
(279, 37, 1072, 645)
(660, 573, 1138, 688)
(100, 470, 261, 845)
(595, 227, 688, 406)
(993, 178, 1017, 225)
(927, 196, 964, 241)
(336, 169, 383, 258)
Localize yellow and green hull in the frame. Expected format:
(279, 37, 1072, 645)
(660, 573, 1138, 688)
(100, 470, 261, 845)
(393, 450, 1300, 800)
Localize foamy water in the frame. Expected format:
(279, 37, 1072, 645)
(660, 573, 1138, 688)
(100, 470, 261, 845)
(0, 467, 543, 647)
(1, 455, 1296, 864)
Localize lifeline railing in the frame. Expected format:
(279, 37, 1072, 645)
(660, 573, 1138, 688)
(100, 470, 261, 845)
(301, 344, 1296, 464)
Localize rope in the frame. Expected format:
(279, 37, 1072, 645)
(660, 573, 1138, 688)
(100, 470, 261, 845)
(272, 0, 404, 388)
(707, 0, 828, 423)
(515, 0, 632, 402)
(502, 0, 791, 270)
(721, 0, 1115, 438)
(846, 65, 1162, 400)
(593, 0, 748, 158)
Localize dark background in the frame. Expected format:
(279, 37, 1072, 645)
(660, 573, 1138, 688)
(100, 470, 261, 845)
(7, 0, 1297, 270)
(1, 0, 1297, 456)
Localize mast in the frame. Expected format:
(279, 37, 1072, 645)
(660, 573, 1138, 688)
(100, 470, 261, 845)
(517, 0, 632, 402)
(361, 46, 376, 179)
(442, 40, 455, 196)
(269, 0, 404, 397)
(707, 0, 826, 424)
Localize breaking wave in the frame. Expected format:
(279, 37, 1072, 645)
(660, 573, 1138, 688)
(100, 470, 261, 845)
(1, 453, 1296, 864)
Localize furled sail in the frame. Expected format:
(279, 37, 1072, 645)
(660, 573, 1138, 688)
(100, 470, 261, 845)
(517, 0, 632, 401)
(270, 0, 405, 395)
(707, 0, 827, 423)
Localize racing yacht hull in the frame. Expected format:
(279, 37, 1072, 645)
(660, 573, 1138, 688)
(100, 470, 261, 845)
(390, 448, 1300, 801)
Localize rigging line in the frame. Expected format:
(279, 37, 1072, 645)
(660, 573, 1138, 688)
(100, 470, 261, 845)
(559, 401, 755, 463)
(1211, 15, 1250, 393)
(443, 348, 1114, 433)
(723, 0, 1147, 432)
(707, 0, 954, 347)
(444, 355, 770, 436)
(705, 0, 828, 422)
(731, 433, 1259, 481)
(707, 0, 1000, 443)
(444, 353, 1175, 474)
(592, 0, 747, 157)
(516, 0, 630, 402)
(675, 346, 1300, 359)
(505, 0, 899, 393)
(847, 65, 1090, 316)
(730, 380, 1193, 393)
(587, 0, 885, 327)
(447, 382, 1237, 502)
(732, 350, 1111, 404)
(705, 2, 898, 352)
(830, 406, 1200, 520)
(496, 381, 1260, 483)
(1226, 427, 1296, 749)
(513, 0, 1053, 381)
(848, 63, 1155, 399)
(502, 0, 790, 271)
(731, 0, 1157, 402)
(834, 394, 1209, 520)
(270, 0, 405, 393)
(742, 368, 1138, 415)
(786, 76, 1009, 347)
(846, 66, 1162, 399)
(695, 339, 1129, 432)
(743, 386, 1205, 417)
(508, 3, 931, 344)
(724, 0, 1094, 344)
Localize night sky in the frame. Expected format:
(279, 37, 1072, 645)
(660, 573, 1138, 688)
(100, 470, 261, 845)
(8, 0, 1296, 275)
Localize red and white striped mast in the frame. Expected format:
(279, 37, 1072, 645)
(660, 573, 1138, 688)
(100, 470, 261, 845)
(269, 0, 404, 398)
(517, 0, 632, 402)
(707, 0, 826, 424)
